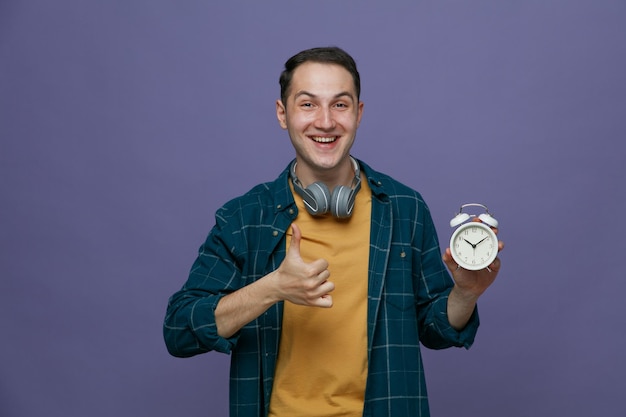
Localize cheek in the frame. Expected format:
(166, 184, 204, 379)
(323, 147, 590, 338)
(287, 114, 314, 131)
(339, 110, 361, 126)
(340, 116, 360, 133)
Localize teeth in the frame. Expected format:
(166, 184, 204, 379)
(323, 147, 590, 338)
(312, 136, 336, 143)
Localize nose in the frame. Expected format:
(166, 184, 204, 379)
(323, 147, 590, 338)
(314, 107, 336, 130)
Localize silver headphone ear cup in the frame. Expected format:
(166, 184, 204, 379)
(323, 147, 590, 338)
(450, 213, 470, 227)
(478, 213, 499, 228)
(304, 182, 331, 215)
(330, 185, 354, 219)
(289, 157, 362, 218)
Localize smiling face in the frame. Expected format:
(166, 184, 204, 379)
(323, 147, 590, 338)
(276, 62, 364, 187)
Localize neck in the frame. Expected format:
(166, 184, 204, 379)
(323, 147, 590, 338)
(294, 157, 357, 189)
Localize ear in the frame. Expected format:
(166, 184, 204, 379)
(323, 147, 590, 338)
(356, 101, 364, 127)
(276, 99, 287, 129)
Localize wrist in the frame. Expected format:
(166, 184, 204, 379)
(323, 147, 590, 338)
(450, 284, 480, 305)
(261, 270, 284, 305)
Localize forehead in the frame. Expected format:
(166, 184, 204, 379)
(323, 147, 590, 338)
(288, 62, 357, 98)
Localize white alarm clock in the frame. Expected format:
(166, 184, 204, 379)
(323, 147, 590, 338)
(449, 203, 499, 271)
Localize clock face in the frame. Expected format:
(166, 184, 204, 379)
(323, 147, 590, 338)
(450, 222, 498, 271)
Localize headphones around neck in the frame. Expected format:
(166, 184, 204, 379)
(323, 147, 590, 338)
(449, 203, 499, 228)
(290, 157, 362, 219)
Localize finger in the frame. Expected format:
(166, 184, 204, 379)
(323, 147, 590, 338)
(441, 248, 458, 272)
(303, 280, 334, 307)
(288, 223, 302, 258)
(317, 294, 333, 308)
(309, 258, 330, 276)
(490, 257, 502, 271)
(319, 278, 334, 294)
(472, 216, 499, 234)
(309, 273, 334, 295)
(317, 269, 331, 282)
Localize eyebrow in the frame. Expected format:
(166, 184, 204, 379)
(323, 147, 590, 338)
(294, 90, 356, 102)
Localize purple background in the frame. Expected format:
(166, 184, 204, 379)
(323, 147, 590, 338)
(1, 1, 624, 416)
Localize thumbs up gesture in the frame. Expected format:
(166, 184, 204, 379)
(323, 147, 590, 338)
(274, 223, 334, 308)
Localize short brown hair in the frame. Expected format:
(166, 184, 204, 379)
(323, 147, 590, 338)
(279, 46, 361, 104)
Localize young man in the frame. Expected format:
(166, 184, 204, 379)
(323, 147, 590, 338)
(164, 46, 503, 417)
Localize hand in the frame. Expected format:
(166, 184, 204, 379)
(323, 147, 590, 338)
(443, 219, 505, 300)
(273, 223, 335, 307)
(214, 223, 334, 338)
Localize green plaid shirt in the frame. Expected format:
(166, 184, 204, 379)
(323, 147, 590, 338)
(164, 159, 479, 417)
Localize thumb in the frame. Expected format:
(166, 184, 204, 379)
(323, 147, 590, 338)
(442, 247, 458, 273)
(288, 223, 302, 258)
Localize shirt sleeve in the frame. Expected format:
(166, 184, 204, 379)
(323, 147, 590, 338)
(163, 212, 244, 357)
(421, 288, 480, 349)
(415, 202, 480, 350)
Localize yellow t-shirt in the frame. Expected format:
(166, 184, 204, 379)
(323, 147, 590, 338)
(268, 179, 372, 417)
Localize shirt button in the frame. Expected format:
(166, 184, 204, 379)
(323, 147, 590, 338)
(272, 231, 278, 237)
(276, 204, 282, 209)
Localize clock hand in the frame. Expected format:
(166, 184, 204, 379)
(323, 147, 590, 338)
(463, 238, 478, 249)
(475, 237, 489, 246)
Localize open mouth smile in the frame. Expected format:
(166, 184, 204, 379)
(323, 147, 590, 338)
(311, 136, 337, 143)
